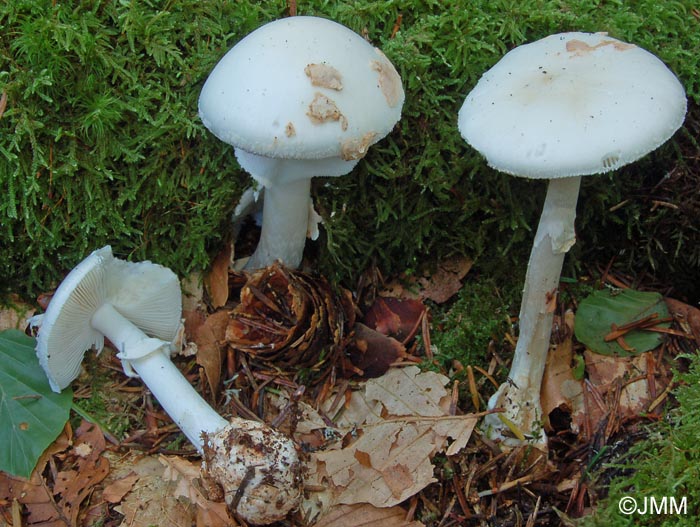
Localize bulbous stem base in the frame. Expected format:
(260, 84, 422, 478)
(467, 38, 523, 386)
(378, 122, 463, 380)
(202, 419, 303, 524)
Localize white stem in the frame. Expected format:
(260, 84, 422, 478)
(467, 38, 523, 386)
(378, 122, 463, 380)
(91, 303, 228, 451)
(245, 177, 312, 269)
(486, 176, 581, 446)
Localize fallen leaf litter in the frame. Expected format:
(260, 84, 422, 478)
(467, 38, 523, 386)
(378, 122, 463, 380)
(1, 263, 697, 526)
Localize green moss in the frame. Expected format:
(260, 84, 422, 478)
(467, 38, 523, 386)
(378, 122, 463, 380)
(70, 347, 153, 440)
(582, 352, 700, 526)
(2, 0, 699, 300)
(429, 277, 514, 372)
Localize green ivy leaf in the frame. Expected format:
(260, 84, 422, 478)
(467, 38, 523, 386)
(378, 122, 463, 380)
(0, 329, 73, 478)
(574, 289, 669, 357)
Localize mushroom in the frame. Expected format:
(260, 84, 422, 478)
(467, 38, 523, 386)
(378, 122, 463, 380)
(34, 246, 302, 524)
(199, 16, 404, 269)
(458, 32, 687, 447)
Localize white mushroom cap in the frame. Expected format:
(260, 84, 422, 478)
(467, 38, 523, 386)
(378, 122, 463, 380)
(35, 246, 112, 392)
(458, 32, 687, 179)
(198, 16, 404, 170)
(35, 246, 182, 392)
(106, 257, 182, 343)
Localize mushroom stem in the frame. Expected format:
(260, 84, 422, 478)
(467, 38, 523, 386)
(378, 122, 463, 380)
(90, 302, 303, 522)
(91, 303, 228, 450)
(485, 175, 582, 447)
(35, 246, 303, 523)
(245, 176, 312, 269)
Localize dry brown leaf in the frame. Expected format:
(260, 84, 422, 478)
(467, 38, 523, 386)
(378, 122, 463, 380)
(205, 243, 232, 308)
(363, 297, 426, 344)
(52, 422, 110, 526)
(159, 455, 233, 527)
(385, 257, 473, 304)
(0, 426, 73, 526)
(583, 350, 669, 422)
(541, 311, 585, 433)
(307, 366, 477, 510)
(666, 297, 700, 344)
(102, 472, 139, 504)
(114, 456, 195, 527)
(193, 310, 230, 398)
(0, 422, 107, 527)
(364, 367, 451, 417)
(0, 474, 66, 527)
(347, 323, 407, 378)
(0, 295, 34, 331)
(314, 503, 425, 527)
(434, 416, 479, 456)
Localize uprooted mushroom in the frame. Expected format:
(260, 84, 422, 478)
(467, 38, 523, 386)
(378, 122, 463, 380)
(33, 246, 302, 524)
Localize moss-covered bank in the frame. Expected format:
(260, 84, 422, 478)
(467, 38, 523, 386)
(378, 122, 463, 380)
(2, 1, 698, 299)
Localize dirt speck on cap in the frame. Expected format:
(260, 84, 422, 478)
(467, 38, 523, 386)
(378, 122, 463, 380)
(285, 122, 296, 137)
(307, 92, 348, 130)
(305, 63, 343, 91)
(371, 53, 402, 107)
(341, 131, 377, 160)
(566, 38, 635, 56)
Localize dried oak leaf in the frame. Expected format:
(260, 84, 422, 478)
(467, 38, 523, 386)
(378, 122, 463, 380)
(52, 421, 110, 526)
(541, 311, 585, 434)
(102, 472, 139, 504)
(314, 502, 425, 527)
(307, 367, 477, 509)
(583, 349, 670, 423)
(113, 456, 198, 527)
(194, 310, 230, 398)
(205, 244, 232, 309)
(160, 455, 232, 527)
(0, 425, 72, 526)
(384, 257, 473, 304)
(666, 297, 700, 344)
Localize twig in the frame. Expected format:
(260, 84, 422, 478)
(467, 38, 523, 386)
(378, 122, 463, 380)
(646, 352, 657, 401)
(604, 273, 630, 289)
(603, 314, 665, 341)
(471, 364, 500, 390)
(421, 308, 433, 359)
(450, 379, 459, 416)
(648, 381, 675, 413)
(467, 366, 480, 411)
(453, 470, 471, 519)
(650, 200, 679, 211)
(436, 496, 456, 527)
(478, 473, 536, 497)
(643, 326, 690, 337)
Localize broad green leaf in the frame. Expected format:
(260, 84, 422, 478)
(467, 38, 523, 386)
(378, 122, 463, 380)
(574, 289, 669, 356)
(0, 329, 73, 478)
